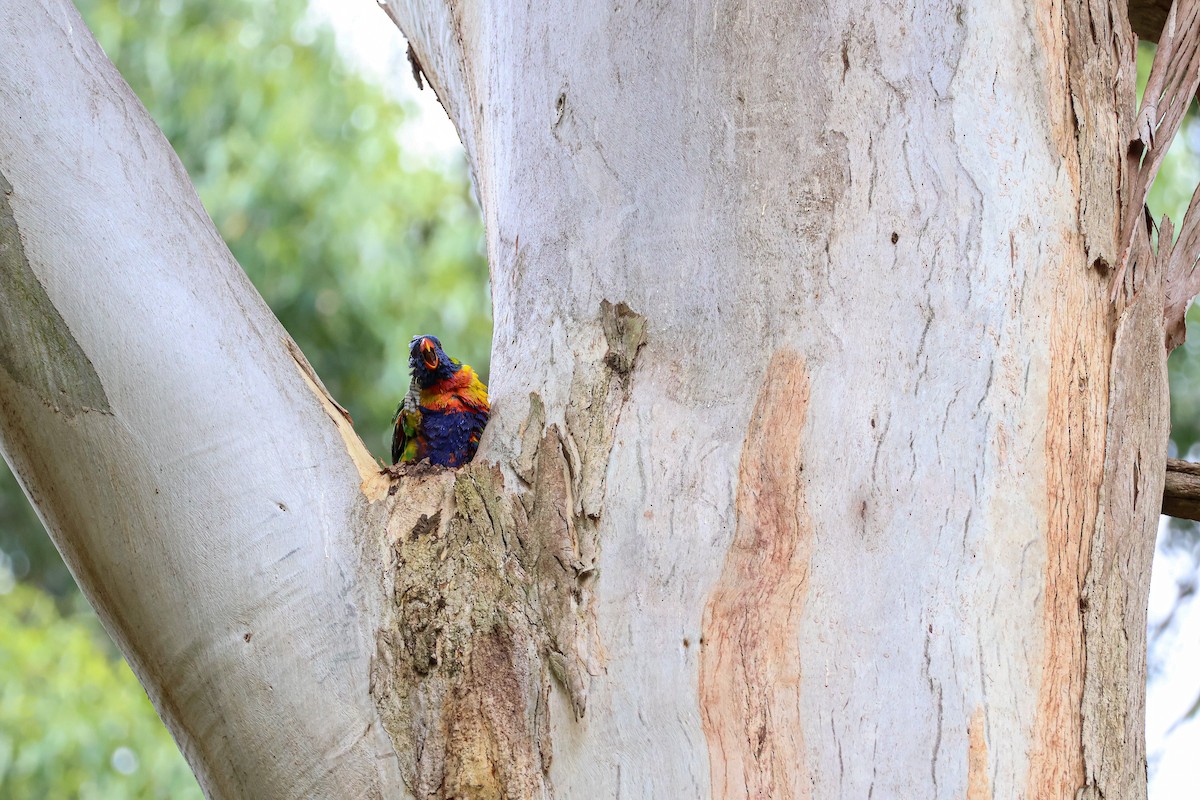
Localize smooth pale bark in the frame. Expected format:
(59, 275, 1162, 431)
(0, 1, 1174, 800)
(0, 3, 403, 797)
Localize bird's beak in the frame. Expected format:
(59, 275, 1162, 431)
(420, 338, 439, 370)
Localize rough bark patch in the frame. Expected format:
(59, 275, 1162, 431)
(1035, 0, 1133, 276)
(700, 349, 812, 800)
(370, 465, 553, 799)
(966, 707, 992, 800)
(1079, 222, 1167, 800)
(565, 300, 647, 519)
(524, 424, 593, 719)
(0, 170, 110, 417)
(440, 629, 546, 800)
(1026, 260, 1110, 797)
(371, 302, 644, 797)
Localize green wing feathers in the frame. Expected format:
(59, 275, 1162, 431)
(391, 383, 421, 464)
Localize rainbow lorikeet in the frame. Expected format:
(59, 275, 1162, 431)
(391, 335, 489, 468)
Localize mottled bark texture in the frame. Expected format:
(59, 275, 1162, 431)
(384, 0, 1183, 797)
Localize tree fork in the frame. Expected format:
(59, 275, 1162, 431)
(369, 300, 645, 796)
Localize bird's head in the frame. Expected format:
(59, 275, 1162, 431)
(409, 334, 460, 387)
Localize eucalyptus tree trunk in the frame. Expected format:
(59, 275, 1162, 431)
(0, 0, 1175, 798)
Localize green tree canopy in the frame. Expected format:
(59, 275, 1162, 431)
(0, 582, 202, 798)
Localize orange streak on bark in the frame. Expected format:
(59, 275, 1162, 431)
(967, 706, 993, 800)
(1025, 260, 1110, 797)
(699, 350, 813, 800)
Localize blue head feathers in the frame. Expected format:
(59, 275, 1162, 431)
(409, 334, 461, 388)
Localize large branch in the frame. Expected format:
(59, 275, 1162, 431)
(1163, 458, 1200, 518)
(0, 3, 402, 796)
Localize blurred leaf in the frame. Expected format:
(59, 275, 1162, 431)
(0, 582, 202, 797)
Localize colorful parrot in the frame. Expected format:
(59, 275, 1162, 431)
(391, 335, 489, 468)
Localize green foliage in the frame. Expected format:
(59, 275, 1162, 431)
(0, 581, 202, 798)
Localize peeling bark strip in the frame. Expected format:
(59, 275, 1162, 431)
(1146, 2, 1200, 350)
(371, 303, 645, 799)
(284, 338, 386, 496)
(1080, 223, 1169, 800)
(1117, 0, 1200, 307)
(0, 171, 109, 416)
(700, 350, 812, 800)
(1111, 0, 1200, 351)
(1163, 179, 1200, 349)
(1026, 259, 1112, 798)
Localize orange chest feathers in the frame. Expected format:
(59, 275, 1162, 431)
(420, 365, 489, 413)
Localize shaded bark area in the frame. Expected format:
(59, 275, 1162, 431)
(0, 171, 110, 417)
(1129, 0, 1174, 41)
